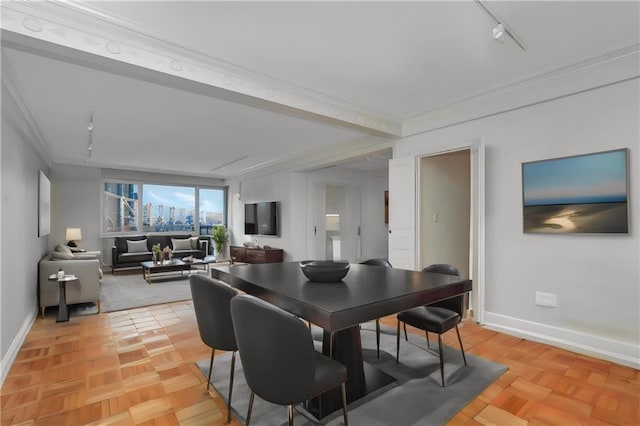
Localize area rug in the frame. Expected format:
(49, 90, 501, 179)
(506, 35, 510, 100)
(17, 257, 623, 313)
(196, 323, 508, 425)
(99, 270, 195, 312)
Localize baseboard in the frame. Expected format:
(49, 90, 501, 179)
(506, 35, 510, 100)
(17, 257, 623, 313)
(0, 309, 37, 386)
(482, 311, 640, 370)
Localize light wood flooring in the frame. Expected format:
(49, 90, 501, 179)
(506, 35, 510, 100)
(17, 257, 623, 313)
(1, 301, 638, 425)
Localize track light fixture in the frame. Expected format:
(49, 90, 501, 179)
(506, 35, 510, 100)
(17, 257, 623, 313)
(475, 0, 527, 51)
(87, 111, 94, 159)
(492, 23, 505, 41)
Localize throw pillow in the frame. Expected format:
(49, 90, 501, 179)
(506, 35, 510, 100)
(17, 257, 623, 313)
(189, 236, 200, 250)
(55, 244, 72, 254)
(51, 251, 75, 260)
(127, 239, 149, 253)
(172, 238, 192, 251)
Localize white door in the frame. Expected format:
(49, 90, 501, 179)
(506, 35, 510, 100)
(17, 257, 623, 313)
(388, 157, 417, 270)
(310, 184, 362, 261)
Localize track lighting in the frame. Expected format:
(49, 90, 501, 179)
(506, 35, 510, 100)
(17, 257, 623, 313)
(87, 111, 94, 159)
(475, 0, 527, 51)
(492, 23, 505, 41)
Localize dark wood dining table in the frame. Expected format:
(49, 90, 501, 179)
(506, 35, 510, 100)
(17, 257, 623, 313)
(212, 261, 472, 418)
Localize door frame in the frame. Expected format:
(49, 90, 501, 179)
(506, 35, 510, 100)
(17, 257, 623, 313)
(414, 138, 485, 323)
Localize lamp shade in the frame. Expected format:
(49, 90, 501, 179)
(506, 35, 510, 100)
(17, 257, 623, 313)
(66, 228, 82, 241)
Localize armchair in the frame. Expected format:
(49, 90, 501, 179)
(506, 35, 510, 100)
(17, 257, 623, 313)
(39, 254, 102, 318)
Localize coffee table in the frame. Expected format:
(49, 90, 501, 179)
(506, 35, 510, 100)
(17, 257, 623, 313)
(141, 259, 189, 284)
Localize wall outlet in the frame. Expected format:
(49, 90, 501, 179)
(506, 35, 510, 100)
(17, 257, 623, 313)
(535, 291, 557, 307)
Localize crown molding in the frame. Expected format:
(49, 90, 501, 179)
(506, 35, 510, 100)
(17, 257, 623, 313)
(404, 42, 640, 136)
(1, 52, 53, 166)
(0, 1, 402, 137)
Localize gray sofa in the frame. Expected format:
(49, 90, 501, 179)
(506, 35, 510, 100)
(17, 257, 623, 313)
(39, 251, 102, 318)
(111, 234, 209, 273)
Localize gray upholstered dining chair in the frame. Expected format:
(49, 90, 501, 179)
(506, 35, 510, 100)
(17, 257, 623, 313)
(189, 275, 238, 423)
(359, 258, 393, 358)
(396, 264, 467, 387)
(230, 294, 349, 426)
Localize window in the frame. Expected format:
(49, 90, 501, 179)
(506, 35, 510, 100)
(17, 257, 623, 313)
(103, 183, 139, 233)
(102, 181, 226, 236)
(142, 184, 195, 232)
(198, 188, 226, 236)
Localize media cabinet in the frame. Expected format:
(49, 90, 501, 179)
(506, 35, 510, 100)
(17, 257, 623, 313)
(230, 245, 284, 264)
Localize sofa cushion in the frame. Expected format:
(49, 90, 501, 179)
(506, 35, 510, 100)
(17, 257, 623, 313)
(172, 238, 191, 251)
(118, 252, 152, 264)
(55, 244, 73, 254)
(190, 236, 200, 249)
(115, 235, 146, 254)
(51, 251, 75, 260)
(173, 249, 204, 259)
(127, 239, 149, 253)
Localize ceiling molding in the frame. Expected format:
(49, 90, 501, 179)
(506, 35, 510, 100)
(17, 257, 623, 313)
(226, 135, 396, 182)
(0, 53, 53, 166)
(0, 1, 402, 137)
(404, 42, 640, 136)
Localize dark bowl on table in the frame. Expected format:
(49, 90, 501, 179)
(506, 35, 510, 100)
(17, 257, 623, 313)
(299, 260, 350, 282)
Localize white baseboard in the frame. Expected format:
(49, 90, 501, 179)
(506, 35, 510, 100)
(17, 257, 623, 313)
(0, 309, 37, 386)
(482, 311, 640, 370)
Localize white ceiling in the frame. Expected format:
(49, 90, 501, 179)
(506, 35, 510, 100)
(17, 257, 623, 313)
(1, 1, 638, 178)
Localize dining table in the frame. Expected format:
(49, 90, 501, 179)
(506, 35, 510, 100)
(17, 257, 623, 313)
(212, 261, 472, 419)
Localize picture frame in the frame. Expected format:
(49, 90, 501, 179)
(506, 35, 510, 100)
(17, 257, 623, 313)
(38, 170, 51, 237)
(522, 148, 629, 234)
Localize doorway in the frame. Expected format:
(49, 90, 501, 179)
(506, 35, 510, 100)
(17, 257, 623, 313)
(312, 184, 362, 261)
(418, 149, 471, 278)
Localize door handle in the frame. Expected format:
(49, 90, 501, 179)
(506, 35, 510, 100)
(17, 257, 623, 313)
(314, 226, 317, 236)
(357, 226, 361, 236)
(388, 229, 392, 234)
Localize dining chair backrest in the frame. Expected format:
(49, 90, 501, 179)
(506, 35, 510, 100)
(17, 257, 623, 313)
(360, 258, 393, 268)
(422, 263, 459, 277)
(421, 264, 464, 318)
(230, 294, 316, 405)
(189, 275, 238, 352)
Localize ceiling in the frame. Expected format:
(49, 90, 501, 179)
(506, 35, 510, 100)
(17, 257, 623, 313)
(1, 1, 638, 179)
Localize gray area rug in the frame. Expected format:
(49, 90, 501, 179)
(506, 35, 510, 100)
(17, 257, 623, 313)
(99, 270, 195, 312)
(197, 323, 508, 426)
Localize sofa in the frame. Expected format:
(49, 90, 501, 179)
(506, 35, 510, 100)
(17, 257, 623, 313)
(39, 248, 103, 318)
(111, 234, 209, 273)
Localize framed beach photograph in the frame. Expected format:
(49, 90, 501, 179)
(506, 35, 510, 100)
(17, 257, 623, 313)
(38, 170, 51, 237)
(522, 148, 629, 234)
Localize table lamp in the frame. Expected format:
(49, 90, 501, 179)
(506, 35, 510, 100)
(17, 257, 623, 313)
(66, 228, 82, 247)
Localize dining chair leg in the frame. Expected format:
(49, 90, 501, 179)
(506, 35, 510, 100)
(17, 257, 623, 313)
(227, 351, 236, 423)
(207, 348, 215, 390)
(375, 319, 380, 359)
(396, 320, 401, 363)
(246, 391, 255, 426)
(455, 324, 467, 366)
(438, 334, 445, 387)
(425, 331, 430, 348)
(341, 382, 349, 426)
(288, 405, 294, 426)
(403, 323, 408, 341)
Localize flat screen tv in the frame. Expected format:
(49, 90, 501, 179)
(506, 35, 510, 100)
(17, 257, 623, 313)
(244, 201, 278, 236)
(522, 148, 629, 234)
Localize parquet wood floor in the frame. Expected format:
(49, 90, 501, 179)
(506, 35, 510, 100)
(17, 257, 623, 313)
(1, 301, 638, 425)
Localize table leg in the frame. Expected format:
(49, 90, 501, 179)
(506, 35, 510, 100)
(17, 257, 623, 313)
(57, 281, 69, 322)
(305, 326, 393, 419)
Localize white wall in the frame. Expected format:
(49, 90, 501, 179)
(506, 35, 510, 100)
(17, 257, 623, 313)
(395, 79, 639, 367)
(229, 166, 389, 262)
(1, 91, 50, 383)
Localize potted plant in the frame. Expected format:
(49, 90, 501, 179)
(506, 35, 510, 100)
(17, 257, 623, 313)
(212, 226, 228, 260)
(152, 243, 162, 263)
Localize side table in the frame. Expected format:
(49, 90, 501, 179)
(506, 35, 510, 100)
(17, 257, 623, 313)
(48, 274, 79, 322)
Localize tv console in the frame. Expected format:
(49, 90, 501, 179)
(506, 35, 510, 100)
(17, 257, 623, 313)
(230, 246, 283, 264)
